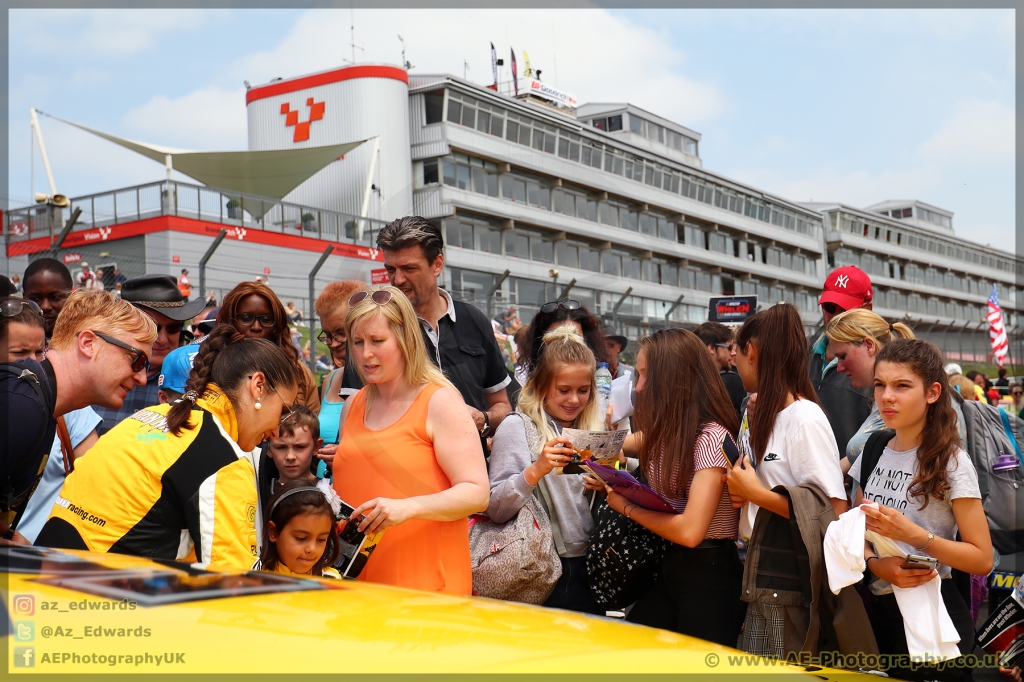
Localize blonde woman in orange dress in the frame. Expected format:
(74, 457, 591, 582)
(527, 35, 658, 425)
(332, 286, 489, 595)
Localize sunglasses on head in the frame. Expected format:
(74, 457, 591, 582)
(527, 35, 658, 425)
(540, 299, 581, 314)
(234, 312, 276, 328)
(1, 298, 43, 318)
(821, 302, 846, 316)
(349, 290, 394, 307)
(88, 331, 150, 373)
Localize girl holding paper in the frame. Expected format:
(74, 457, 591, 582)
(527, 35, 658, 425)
(487, 325, 606, 614)
(601, 328, 746, 645)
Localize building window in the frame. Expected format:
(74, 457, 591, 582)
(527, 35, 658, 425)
(425, 91, 444, 124)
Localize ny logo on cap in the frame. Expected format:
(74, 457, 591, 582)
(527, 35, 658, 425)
(834, 274, 850, 288)
(280, 98, 325, 143)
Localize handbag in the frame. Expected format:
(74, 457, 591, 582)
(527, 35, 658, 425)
(469, 478, 564, 605)
(585, 469, 668, 611)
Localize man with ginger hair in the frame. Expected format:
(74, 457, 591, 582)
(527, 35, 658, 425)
(1, 290, 156, 540)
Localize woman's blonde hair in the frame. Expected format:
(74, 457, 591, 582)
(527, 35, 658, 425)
(518, 324, 603, 450)
(344, 285, 451, 397)
(49, 290, 157, 351)
(825, 308, 914, 349)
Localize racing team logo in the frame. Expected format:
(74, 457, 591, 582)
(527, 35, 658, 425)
(281, 98, 325, 143)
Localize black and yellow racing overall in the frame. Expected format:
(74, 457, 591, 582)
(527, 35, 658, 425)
(36, 385, 261, 570)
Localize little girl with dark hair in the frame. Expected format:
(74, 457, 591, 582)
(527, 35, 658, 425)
(260, 480, 341, 578)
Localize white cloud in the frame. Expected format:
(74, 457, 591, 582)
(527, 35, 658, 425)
(917, 98, 1015, 164)
(13, 9, 224, 56)
(232, 8, 724, 125)
(121, 86, 248, 150)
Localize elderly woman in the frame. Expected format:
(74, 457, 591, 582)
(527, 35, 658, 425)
(218, 281, 319, 414)
(332, 286, 489, 595)
(313, 280, 368, 477)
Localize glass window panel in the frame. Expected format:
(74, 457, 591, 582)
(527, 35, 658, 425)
(442, 160, 457, 187)
(608, 115, 622, 132)
(584, 198, 598, 222)
(581, 146, 592, 166)
(514, 179, 527, 203)
(476, 111, 490, 133)
(532, 237, 553, 263)
(486, 173, 499, 198)
(623, 210, 638, 232)
(640, 214, 656, 236)
(557, 137, 570, 158)
(505, 120, 519, 142)
(447, 101, 462, 123)
(537, 186, 550, 209)
(532, 129, 544, 151)
(471, 167, 487, 194)
(543, 134, 555, 154)
(662, 263, 678, 287)
(556, 242, 578, 268)
(456, 164, 470, 190)
(461, 223, 473, 248)
(501, 174, 514, 199)
(569, 142, 580, 162)
(629, 115, 643, 134)
(446, 223, 462, 247)
(490, 114, 503, 137)
(601, 251, 622, 276)
(461, 106, 475, 128)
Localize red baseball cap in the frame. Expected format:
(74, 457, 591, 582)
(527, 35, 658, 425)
(818, 266, 873, 311)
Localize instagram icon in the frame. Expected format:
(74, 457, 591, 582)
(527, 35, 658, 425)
(13, 594, 34, 616)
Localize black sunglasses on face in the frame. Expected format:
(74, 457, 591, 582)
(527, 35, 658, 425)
(540, 299, 581, 314)
(715, 343, 735, 352)
(234, 312, 276, 328)
(156, 321, 184, 336)
(89, 331, 150, 373)
(0, 298, 44, 318)
(821, 302, 845, 316)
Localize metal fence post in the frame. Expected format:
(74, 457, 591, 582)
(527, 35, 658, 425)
(199, 229, 228, 301)
(485, 269, 511, 320)
(48, 207, 82, 258)
(308, 245, 334, 372)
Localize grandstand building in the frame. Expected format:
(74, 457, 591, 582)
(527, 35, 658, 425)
(4, 62, 1019, 362)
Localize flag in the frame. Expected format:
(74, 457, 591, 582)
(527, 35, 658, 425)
(510, 48, 518, 96)
(489, 42, 498, 90)
(987, 284, 1009, 367)
(523, 50, 532, 78)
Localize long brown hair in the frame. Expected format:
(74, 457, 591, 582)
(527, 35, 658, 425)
(167, 324, 298, 435)
(260, 480, 340, 575)
(735, 304, 819, 462)
(634, 328, 739, 494)
(874, 339, 961, 510)
(218, 282, 299, 366)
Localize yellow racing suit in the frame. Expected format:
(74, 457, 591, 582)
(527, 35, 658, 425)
(36, 385, 260, 570)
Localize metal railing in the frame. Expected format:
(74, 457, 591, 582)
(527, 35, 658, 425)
(5, 180, 389, 249)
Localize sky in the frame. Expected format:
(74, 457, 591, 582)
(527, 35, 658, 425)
(8, 8, 1015, 251)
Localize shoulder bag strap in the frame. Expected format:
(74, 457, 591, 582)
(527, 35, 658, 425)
(534, 476, 568, 557)
(859, 429, 895, 493)
(998, 408, 1024, 464)
(56, 416, 75, 476)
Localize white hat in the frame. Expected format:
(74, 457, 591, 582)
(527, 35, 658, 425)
(944, 363, 963, 376)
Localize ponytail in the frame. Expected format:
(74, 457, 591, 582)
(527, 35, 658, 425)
(167, 323, 299, 435)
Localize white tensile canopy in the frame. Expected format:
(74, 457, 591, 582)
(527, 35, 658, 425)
(42, 112, 367, 219)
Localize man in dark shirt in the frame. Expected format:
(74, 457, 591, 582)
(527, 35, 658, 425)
(810, 266, 873, 454)
(1, 290, 156, 539)
(343, 216, 512, 441)
(695, 322, 746, 420)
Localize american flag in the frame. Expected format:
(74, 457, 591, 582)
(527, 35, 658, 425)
(987, 284, 1009, 367)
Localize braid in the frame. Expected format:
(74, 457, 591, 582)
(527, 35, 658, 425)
(166, 324, 244, 435)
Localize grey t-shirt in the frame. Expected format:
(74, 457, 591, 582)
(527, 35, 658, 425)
(849, 443, 981, 594)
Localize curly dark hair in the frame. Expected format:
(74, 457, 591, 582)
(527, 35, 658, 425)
(519, 303, 607, 376)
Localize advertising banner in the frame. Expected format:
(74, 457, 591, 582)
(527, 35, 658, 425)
(708, 295, 757, 323)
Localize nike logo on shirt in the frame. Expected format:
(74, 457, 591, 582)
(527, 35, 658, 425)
(763, 453, 781, 462)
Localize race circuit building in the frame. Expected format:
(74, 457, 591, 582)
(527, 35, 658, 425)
(4, 62, 1020, 363)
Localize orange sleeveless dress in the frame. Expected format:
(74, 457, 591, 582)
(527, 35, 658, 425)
(332, 383, 472, 595)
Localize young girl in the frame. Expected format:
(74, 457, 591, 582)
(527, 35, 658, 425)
(260, 480, 341, 578)
(603, 328, 746, 645)
(724, 303, 849, 657)
(487, 325, 606, 614)
(850, 339, 992, 682)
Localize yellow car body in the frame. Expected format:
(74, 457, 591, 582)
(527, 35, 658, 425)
(2, 547, 875, 676)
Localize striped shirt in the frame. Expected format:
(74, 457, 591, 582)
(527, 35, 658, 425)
(645, 422, 739, 540)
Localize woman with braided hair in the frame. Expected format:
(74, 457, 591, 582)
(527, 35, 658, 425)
(37, 324, 299, 570)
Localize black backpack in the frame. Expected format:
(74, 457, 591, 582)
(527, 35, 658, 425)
(0, 361, 55, 524)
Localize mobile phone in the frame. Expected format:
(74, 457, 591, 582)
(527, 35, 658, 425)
(900, 554, 938, 571)
(721, 435, 742, 468)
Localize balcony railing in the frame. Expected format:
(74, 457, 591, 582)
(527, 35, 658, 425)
(5, 180, 389, 248)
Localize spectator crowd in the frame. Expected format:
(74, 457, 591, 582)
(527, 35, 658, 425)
(1, 216, 1021, 681)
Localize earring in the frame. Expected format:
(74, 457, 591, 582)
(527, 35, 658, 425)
(254, 397, 262, 410)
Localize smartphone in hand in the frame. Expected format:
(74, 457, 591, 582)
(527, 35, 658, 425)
(900, 554, 938, 571)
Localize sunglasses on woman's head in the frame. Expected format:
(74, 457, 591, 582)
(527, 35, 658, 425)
(0, 298, 43, 318)
(539, 299, 581, 314)
(348, 290, 393, 307)
(87, 331, 151, 373)
(234, 312, 276, 328)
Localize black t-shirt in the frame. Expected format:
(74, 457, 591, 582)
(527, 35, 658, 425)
(343, 297, 510, 411)
(1, 359, 57, 516)
(720, 369, 747, 422)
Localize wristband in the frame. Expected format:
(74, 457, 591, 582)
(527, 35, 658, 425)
(625, 504, 637, 520)
(917, 531, 935, 551)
